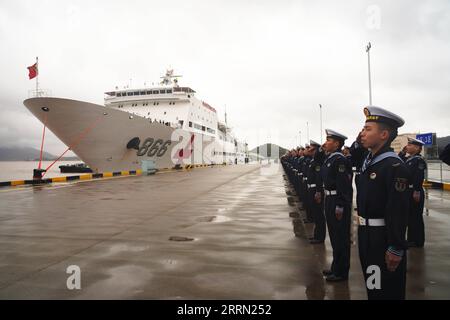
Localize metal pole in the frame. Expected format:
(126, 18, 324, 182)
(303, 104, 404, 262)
(319, 104, 323, 143)
(366, 42, 372, 105)
(36, 56, 39, 97)
(306, 121, 309, 143)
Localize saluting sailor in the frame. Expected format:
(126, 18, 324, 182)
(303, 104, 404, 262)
(405, 137, 427, 248)
(293, 148, 304, 202)
(306, 140, 327, 244)
(321, 129, 353, 282)
(357, 106, 410, 300)
(301, 144, 313, 221)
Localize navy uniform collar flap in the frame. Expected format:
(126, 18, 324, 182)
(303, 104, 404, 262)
(406, 154, 421, 163)
(362, 151, 402, 173)
(325, 152, 344, 163)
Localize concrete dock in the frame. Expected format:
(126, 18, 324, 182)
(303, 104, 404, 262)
(0, 163, 449, 299)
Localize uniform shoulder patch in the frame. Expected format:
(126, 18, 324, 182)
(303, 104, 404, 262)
(338, 164, 346, 172)
(315, 166, 321, 172)
(418, 162, 425, 170)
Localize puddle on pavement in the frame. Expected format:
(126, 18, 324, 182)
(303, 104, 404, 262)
(195, 215, 232, 223)
(169, 236, 196, 242)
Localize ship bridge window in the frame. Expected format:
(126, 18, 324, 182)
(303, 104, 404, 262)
(152, 90, 159, 94)
(189, 121, 192, 127)
(133, 91, 139, 95)
(160, 89, 166, 94)
(140, 91, 145, 95)
(127, 92, 133, 96)
(146, 91, 152, 94)
(116, 92, 121, 97)
(167, 89, 172, 94)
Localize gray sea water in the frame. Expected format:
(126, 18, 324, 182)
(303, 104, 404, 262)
(0, 161, 82, 181)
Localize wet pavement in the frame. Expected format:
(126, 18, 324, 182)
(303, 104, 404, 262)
(0, 163, 449, 299)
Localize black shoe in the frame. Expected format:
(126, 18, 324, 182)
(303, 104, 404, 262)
(322, 269, 333, 276)
(407, 241, 418, 248)
(325, 274, 348, 282)
(309, 239, 324, 244)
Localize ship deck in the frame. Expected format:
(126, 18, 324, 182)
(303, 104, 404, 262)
(0, 163, 449, 299)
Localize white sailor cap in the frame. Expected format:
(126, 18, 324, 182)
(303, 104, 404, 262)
(304, 143, 310, 148)
(309, 140, 321, 147)
(364, 106, 405, 128)
(325, 129, 348, 142)
(408, 137, 425, 146)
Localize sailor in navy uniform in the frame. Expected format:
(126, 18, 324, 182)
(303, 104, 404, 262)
(321, 129, 353, 282)
(301, 144, 314, 222)
(357, 106, 410, 300)
(293, 148, 305, 203)
(306, 140, 327, 244)
(405, 137, 427, 248)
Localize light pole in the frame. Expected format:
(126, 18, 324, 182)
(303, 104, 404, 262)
(366, 42, 373, 105)
(319, 104, 323, 143)
(306, 121, 309, 144)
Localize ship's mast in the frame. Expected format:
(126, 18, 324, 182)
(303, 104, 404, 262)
(160, 69, 182, 86)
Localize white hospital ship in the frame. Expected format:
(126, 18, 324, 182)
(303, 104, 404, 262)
(23, 70, 249, 173)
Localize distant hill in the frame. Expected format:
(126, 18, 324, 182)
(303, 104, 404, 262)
(249, 143, 288, 159)
(0, 147, 79, 161)
(437, 136, 450, 153)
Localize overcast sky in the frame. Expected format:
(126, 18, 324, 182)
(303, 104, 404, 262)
(0, 0, 449, 155)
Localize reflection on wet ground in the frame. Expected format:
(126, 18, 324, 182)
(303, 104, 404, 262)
(0, 163, 448, 299)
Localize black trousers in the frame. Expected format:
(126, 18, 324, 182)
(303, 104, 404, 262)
(407, 188, 425, 246)
(324, 195, 351, 277)
(302, 181, 313, 221)
(292, 172, 303, 201)
(358, 226, 407, 300)
(309, 189, 326, 241)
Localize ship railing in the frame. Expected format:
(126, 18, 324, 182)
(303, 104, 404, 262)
(426, 159, 450, 184)
(28, 89, 52, 98)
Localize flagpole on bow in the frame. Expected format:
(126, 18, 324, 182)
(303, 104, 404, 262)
(35, 56, 39, 97)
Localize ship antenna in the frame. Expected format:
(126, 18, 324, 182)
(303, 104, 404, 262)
(224, 105, 228, 126)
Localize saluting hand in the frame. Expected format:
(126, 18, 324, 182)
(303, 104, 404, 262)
(385, 251, 402, 272)
(413, 191, 421, 203)
(335, 206, 343, 221)
(314, 192, 321, 204)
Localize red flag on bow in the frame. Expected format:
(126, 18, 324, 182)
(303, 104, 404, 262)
(27, 62, 38, 80)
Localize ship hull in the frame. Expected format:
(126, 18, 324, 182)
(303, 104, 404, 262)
(23, 97, 239, 173)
